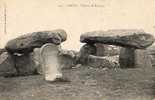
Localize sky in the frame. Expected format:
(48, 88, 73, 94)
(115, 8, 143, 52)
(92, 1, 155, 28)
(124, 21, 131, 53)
(0, 0, 155, 50)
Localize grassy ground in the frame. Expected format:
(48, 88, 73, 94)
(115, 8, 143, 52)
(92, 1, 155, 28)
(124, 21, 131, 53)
(0, 66, 155, 100)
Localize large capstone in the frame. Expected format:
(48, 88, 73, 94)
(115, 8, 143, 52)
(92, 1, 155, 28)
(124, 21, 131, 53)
(5, 29, 67, 54)
(80, 29, 154, 49)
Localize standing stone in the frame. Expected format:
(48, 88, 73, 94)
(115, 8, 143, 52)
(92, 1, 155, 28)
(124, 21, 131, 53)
(5, 29, 67, 54)
(119, 47, 135, 68)
(134, 49, 152, 68)
(40, 43, 62, 81)
(0, 52, 17, 76)
(14, 53, 37, 76)
(95, 43, 105, 56)
(147, 45, 155, 66)
(79, 44, 96, 65)
(32, 48, 42, 74)
(119, 48, 152, 68)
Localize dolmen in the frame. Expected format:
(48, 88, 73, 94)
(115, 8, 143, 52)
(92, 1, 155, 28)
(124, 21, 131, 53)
(80, 29, 155, 68)
(2, 29, 68, 81)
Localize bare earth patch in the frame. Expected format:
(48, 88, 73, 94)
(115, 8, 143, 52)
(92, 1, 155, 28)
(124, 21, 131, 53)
(0, 66, 155, 100)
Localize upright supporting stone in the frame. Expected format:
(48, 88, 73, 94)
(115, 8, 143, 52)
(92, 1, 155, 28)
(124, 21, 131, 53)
(134, 49, 152, 68)
(95, 43, 105, 56)
(119, 48, 152, 68)
(79, 44, 96, 65)
(0, 52, 17, 76)
(147, 45, 155, 66)
(119, 47, 135, 68)
(33, 48, 42, 74)
(14, 53, 37, 76)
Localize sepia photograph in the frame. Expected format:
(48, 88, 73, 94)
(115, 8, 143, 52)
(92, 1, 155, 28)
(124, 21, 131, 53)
(0, 0, 155, 100)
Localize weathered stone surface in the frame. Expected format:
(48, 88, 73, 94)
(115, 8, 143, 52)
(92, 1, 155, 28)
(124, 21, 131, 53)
(32, 46, 79, 73)
(147, 45, 155, 66)
(0, 52, 17, 76)
(0, 51, 39, 76)
(119, 47, 152, 68)
(78, 44, 96, 65)
(14, 53, 37, 76)
(119, 47, 135, 68)
(95, 44, 120, 56)
(87, 55, 119, 68)
(80, 29, 154, 49)
(40, 43, 62, 81)
(149, 55, 155, 66)
(59, 49, 78, 69)
(147, 45, 155, 55)
(134, 49, 152, 68)
(95, 43, 105, 56)
(5, 29, 67, 54)
(0, 49, 6, 55)
(32, 48, 42, 74)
